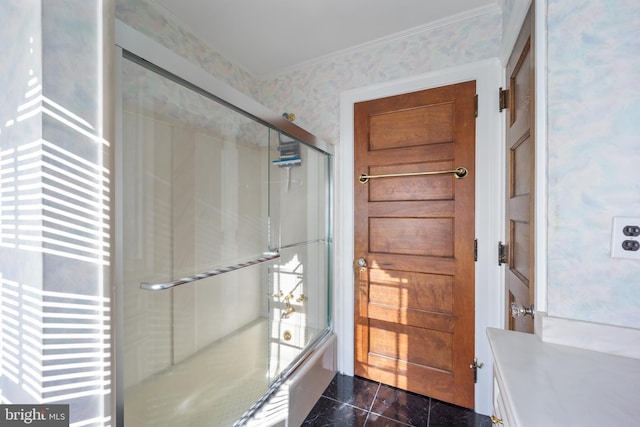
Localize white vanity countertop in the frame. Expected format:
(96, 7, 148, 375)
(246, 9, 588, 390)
(487, 327, 640, 427)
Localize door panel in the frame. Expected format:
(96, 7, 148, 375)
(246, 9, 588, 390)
(511, 220, 531, 283)
(354, 81, 476, 409)
(369, 218, 454, 256)
(512, 135, 532, 197)
(505, 5, 535, 333)
(368, 321, 453, 370)
(369, 103, 454, 149)
(369, 269, 453, 312)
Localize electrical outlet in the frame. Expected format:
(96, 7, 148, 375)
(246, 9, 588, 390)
(611, 216, 640, 259)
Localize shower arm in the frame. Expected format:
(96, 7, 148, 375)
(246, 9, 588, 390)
(140, 252, 280, 291)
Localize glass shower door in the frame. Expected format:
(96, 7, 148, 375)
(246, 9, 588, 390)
(120, 55, 274, 426)
(118, 49, 332, 426)
(267, 135, 331, 383)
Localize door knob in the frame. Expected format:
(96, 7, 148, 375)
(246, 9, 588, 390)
(511, 302, 534, 318)
(355, 257, 367, 272)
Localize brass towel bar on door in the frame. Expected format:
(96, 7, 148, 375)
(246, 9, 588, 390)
(358, 166, 468, 184)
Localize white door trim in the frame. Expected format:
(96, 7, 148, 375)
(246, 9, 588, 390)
(335, 58, 503, 415)
(533, 0, 548, 315)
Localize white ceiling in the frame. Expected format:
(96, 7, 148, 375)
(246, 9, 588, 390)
(152, 0, 499, 78)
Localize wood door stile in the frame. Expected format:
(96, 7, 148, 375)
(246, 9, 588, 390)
(505, 5, 535, 333)
(354, 82, 476, 409)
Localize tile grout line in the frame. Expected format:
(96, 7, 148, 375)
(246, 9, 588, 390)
(363, 383, 381, 427)
(368, 382, 382, 413)
(317, 380, 381, 426)
(317, 394, 372, 416)
(320, 395, 359, 408)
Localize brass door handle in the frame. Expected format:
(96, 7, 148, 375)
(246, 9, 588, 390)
(490, 415, 504, 425)
(355, 257, 367, 272)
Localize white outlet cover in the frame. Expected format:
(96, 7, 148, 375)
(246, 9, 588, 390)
(611, 216, 640, 260)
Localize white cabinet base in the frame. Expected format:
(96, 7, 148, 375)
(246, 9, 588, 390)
(487, 327, 640, 427)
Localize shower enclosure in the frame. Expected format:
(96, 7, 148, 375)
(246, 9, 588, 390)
(115, 23, 334, 426)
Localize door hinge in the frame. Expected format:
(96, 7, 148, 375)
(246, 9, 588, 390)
(474, 238, 478, 262)
(499, 87, 510, 112)
(474, 94, 478, 118)
(498, 241, 509, 266)
(470, 358, 484, 383)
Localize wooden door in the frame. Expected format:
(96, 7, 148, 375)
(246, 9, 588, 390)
(354, 81, 476, 409)
(505, 5, 535, 333)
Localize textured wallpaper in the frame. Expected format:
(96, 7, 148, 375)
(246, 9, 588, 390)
(116, 0, 501, 145)
(116, 0, 257, 98)
(546, 0, 640, 327)
(254, 11, 502, 144)
(501, 0, 518, 34)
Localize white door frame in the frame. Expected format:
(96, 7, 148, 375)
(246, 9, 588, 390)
(335, 58, 503, 415)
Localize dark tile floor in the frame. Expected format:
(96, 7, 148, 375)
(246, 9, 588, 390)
(302, 374, 491, 427)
